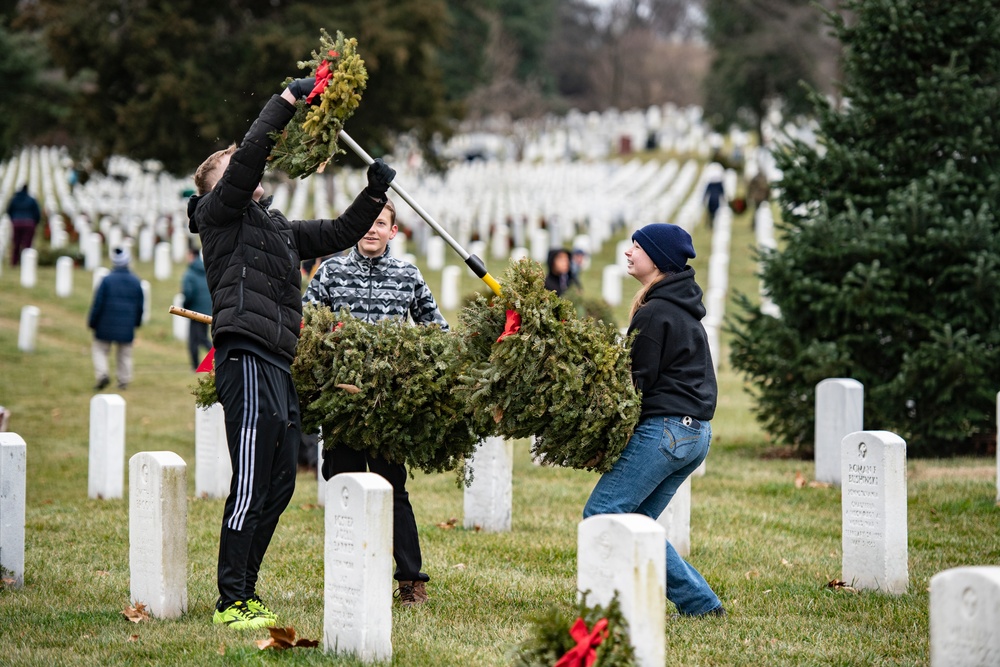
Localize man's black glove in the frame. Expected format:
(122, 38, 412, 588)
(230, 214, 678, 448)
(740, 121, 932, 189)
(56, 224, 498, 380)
(286, 77, 318, 104)
(365, 158, 396, 201)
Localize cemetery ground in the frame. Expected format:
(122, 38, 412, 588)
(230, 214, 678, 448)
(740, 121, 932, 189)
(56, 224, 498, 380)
(0, 212, 997, 666)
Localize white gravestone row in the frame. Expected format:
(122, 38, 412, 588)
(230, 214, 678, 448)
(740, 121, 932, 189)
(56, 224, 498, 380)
(0, 433, 26, 589)
(840, 430, 908, 595)
(171, 294, 188, 342)
(439, 265, 461, 311)
(815, 378, 864, 486)
(463, 437, 513, 533)
(324, 472, 393, 662)
(930, 566, 1000, 667)
(89, 394, 126, 500)
(194, 404, 231, 499)
(129, 451, 188, 619)
(578, 514, 665, 667)
(153, 242, 172, 281)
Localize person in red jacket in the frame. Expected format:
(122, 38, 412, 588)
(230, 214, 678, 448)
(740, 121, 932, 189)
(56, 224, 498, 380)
(188, 74, 395, 631)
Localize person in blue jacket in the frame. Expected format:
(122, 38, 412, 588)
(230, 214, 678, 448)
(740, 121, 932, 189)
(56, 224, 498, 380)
(88, 246, 144, 390)
(181, 245, 213, 370)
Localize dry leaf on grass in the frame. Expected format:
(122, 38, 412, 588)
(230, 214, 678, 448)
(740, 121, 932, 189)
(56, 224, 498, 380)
(127, 634, 139, 642)
(256, 626, 319, 650)
(452, 563, 466, 570)
(794, 471, 806, 488)
(826, 579, 858, 593)
(122, 603, 149, 623)
(744, 570, 760, 580)
(780, 558, 794, 568)
(436, 517, 458, 530)
(808, 480, 832, 489)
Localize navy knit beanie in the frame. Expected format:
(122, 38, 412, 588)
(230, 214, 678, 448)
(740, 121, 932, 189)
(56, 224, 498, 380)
(632, 223, 696, 273)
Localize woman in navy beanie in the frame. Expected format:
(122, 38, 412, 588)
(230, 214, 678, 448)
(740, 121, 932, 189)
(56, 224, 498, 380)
(583, 222, 725, 617)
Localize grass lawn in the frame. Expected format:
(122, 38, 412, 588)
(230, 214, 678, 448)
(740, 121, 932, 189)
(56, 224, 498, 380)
(0, 194, 997, 666)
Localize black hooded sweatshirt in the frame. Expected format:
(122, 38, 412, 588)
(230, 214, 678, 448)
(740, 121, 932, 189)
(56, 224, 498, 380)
(627, 267, 717, 421)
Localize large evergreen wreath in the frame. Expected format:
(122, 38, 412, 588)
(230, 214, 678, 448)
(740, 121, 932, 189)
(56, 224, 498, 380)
(456, 260, 640, 473)
(292, 306, 479, 476)
(269, 29, 367, 178)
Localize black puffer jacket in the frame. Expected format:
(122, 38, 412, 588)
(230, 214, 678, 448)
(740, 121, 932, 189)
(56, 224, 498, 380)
(187, 94, 385, 366)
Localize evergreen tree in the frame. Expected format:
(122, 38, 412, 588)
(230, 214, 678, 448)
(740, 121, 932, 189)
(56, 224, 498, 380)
(729, 0, 1000, 455)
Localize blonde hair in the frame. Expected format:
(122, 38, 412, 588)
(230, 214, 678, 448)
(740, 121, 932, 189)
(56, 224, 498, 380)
(628, 270, 667, 320)
(193, 144, 237, 195)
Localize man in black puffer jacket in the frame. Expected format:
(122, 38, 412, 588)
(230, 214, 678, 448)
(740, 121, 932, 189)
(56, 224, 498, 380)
(188, 75, 395, 631)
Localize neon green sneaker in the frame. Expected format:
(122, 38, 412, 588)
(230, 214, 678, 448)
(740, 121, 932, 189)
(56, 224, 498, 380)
(212, 600, 275, 630)
(246, 595, 278, 621)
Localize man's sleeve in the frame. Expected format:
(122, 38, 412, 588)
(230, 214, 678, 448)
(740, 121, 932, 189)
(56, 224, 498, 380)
(409, 267, 449, 330)
(292, 189, 384, 261)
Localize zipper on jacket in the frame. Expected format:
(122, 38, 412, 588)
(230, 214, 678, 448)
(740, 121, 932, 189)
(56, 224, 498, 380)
(238, 266, 246, 314)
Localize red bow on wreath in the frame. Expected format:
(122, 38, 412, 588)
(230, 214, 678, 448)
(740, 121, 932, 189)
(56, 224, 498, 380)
(496, 309, 521, 342)
(306, 50, 339, 104)
(553, 617, 609, 667)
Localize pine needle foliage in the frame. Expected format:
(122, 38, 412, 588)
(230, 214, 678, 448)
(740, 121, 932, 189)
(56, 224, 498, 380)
(269, 30, 367, 179)
(456, 260, 640, 472)
(192, 371, 217, 409)
(292, 305, 479, 476)
(510, 592, 636, 667)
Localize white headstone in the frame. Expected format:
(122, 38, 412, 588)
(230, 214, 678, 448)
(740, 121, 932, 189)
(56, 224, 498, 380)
(19, 248, 37, 288)
(92, 266, 110, 292)
(841, 430, 908, 594)
(510, 246, 529, 262)
(530, 229, 550, 262)
(929, 566, 1000, 667)
(655, 476, 691, 557)
(578, 514, 666, 667)
(153, 242, 172, 281)
(616, 239, 632, 270)
(426, 236, 445, 270)
(55, 256, 74, 297)
(194, 403, 230, 499)
(84, 232, 103, 271)
(0, 433, 27, 589)
(138, 227, 155, 263)
(140, 280, 151, 325)
(602, 265, 623, 307)
(89, 394, 126, 500)
(463, 437, 513, 532)
(129, 451, 188, 619)
(172, 294, 189, 342)
(170, 225, 187, 264)
(815, 379, 864, 486)
(440, 265, 461, 311)
(324, 473, 393, 662)
(17, 306, 39, 353)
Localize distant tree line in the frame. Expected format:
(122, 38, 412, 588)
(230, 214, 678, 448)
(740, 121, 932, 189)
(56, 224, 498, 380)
(0, 0, 837, 174)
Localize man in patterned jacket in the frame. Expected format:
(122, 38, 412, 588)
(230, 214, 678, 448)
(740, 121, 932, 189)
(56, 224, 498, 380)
(303, 197, 445, 606)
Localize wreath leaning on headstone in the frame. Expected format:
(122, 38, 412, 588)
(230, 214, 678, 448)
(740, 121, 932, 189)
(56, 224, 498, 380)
(292, 305, 480, 477)
(510, 592, 636, 667)
(455, 259, 641, 473)
(269, 29, 368, 179)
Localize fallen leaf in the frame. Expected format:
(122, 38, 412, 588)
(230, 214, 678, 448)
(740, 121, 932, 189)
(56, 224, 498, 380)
(763, 589, 772, 595)
(826, 579, 857, 593)
(217, 644, 226, 656)
(127, 634, 139, 642)
(808, 480, 832, 489)
(95, 570, 110, 577)
(141, 416, 151, 426)
(452, 563, 466, 570)
(335, 383, 360, 394)
(436, 517, 458, 530)
(2, 577, 15, 587)
(122, 603, 149, 623)
(473, 524, 482, 532)
(256, 626, 319, 651)
(299, 504, 320, 511)
(794, 471, 806, 489)
(744, 570, 759, 580)
(780, 558, 793, 568)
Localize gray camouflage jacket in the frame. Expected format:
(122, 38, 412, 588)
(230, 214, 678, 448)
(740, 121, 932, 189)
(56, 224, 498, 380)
(303, 246, 449, 330)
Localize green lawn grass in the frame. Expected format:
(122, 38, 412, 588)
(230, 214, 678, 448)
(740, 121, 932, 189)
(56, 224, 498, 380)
(0, 197, 997, 666)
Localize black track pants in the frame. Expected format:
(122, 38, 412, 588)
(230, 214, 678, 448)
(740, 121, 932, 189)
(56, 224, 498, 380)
(215, 351, 300, 606)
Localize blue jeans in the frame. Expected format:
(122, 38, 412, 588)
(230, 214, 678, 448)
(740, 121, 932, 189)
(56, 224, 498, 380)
(583, 416, 722, 616)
